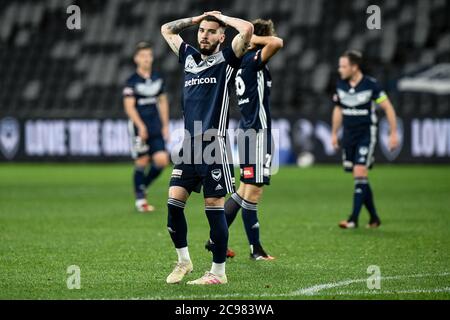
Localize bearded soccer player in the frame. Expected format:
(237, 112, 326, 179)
(331, 50, 399, 229)
(206, 19, 283, 260)
(123, 42, 170, 213)
(161, 12, 253, 284)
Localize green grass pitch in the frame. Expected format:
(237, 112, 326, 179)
(0, 163, 449, 300)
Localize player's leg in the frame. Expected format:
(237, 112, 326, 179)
(339, 145, 358, 228)
(134, 155, 154, 212)
(188, 196, 228, 285)
(129, 120, 153, 212)
(224, 182, 244, 227)
(340, 131, 380, 228)
(362, 129, 381, 227)
(240, 182, 274, 260)
(189, 159, 233, 285)
(166, 164, 199, 284)
(144, 137, 169, 188)
(346, 164, 369, 226)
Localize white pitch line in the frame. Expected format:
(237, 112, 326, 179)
(314, 287, 450, 297)
(295, 272, 450, 296)
(127, 272, 450, 300)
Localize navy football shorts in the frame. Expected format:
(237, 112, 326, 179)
(169, 137, 235, 198)
(342, 125, 377, 172)
(237, 129, 272, 185)
(128, 121, 166, 159)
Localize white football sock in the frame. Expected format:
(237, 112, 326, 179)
(210, 262, 226, 277)
(176, 247, 191, 263)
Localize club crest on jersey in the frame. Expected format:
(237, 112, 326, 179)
(0, 117, 20, 160)
(211, 169, 222, 182)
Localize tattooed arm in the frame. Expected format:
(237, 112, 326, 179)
(205, 11, 254, 58)
(161, 14, 206, 56)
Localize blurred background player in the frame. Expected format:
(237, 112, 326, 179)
(123, 42, 170, 213)
(206, 19, 283, 260)
(161, 11, 253, 285)
(331, 50, 399, 229)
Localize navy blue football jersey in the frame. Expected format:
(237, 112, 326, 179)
(123, 72, 165, 137)
(333, 75, 388, 129)
(235, 49, 272, 131)
(178, 42, 242, 137)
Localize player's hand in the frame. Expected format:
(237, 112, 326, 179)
(388, 131, 399, 151)
(192, 13, 208, 24)
(331, 133, 339, 150)
(203, 11, 224, 21)
(138, 125, 148, 140)
(162, 125, 170, 142)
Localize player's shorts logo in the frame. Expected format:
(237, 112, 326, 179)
(211, 169, 222, 182)
(243, 167, 254, 179)
(171, 169, 183, 179)
(0, 117, 20, 160)
(359, 146, 369, 156)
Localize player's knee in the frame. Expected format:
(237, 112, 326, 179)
(153, 152, 170, 168)
(353, 165, 368, 178)
(135, 156, 150, 167)
(244, 184, 263, 203)
(168, 186, 189, 202)
(204, 197, 225, 207)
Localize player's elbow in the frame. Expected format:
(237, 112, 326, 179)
(270, 37, 284, 50)
(161, 23, 170, 36)
(275, 37, 284, 49)
(242, 23, 254, 39)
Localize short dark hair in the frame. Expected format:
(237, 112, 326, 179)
(341, 50, 363, 68)
(252, 19, 276, 37)
(199, 15, 227, 30)
(134, 41, 152, 56)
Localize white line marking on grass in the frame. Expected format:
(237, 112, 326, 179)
(132, 272, 450, 300)
(315, 287, 450, 297)
(295, 272, 450, 296)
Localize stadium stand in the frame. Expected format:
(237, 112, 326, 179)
(0, 0, 449, 120)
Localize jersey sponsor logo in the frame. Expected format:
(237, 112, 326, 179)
(135, 79, 163, 96)
(0, 117, 20, 160)
(184, 77, 217, 87)
(342, 109, 369, 116)
(238, 98, 250, 105)
(211, 169, 222, 182)
(137, 97, 158, 105)
(243, 166, 254, 179)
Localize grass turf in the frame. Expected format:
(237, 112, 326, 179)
(0, 164, 449, 300)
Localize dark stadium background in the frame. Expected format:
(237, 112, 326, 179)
(0, 0, 449, 164)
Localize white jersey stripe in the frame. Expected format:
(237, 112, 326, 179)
(257, 71, 268, 129)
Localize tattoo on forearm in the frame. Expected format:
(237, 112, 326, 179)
(165, 18, 193, 34)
